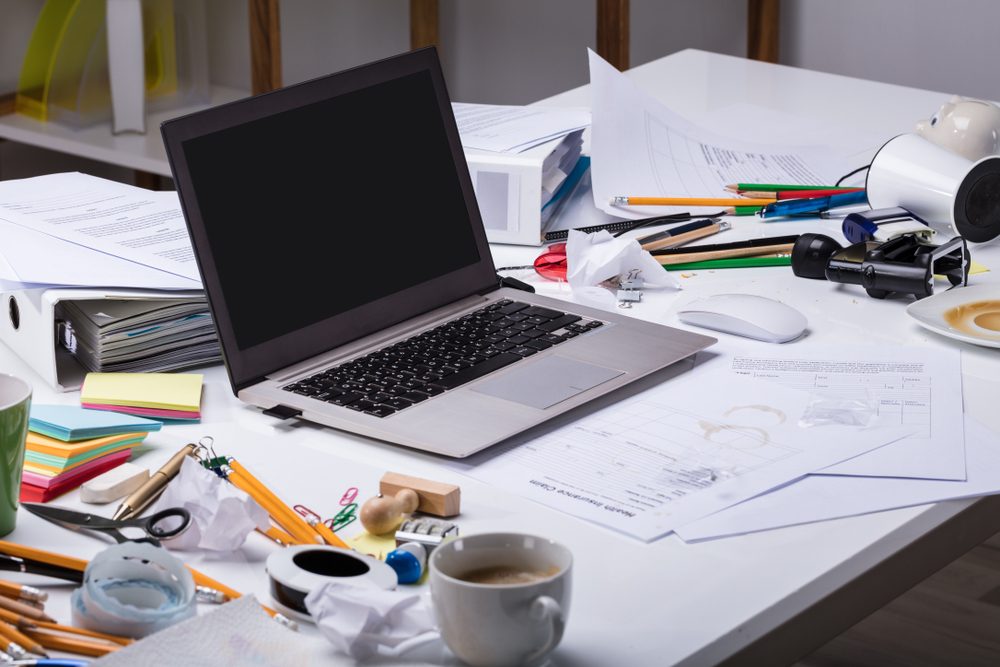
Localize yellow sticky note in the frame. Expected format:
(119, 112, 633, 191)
(81, 373, 203, 412)
(345, 531, 397, 560)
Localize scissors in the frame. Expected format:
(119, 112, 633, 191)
(22, 503, 191, 547)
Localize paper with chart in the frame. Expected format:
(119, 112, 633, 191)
(676, 417, 1000, 542)
(0, 172, 201, 284)
(452, 367, 907, 542)
(587, 50, 850, 219)
(727, 344, 964, 480)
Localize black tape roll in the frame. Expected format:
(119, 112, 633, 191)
(955, 155, 1000, 243)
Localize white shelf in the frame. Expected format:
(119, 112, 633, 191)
(0, 85, 248, 176)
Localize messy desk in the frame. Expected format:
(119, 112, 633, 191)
(2, 49, 1000, 666)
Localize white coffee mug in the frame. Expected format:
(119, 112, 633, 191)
(430, 533, 572, 667)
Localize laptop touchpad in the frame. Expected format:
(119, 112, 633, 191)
(471, 355, 623, 409)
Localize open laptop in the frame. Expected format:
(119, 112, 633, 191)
(161, 48, 715, 457)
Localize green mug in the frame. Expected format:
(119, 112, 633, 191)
(0, 374, 31, 537)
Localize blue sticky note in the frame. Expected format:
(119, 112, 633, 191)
(29, 405, 162, 442)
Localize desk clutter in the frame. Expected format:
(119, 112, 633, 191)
(5, 46, 1000, 666)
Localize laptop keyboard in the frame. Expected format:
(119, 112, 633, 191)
(281, 299, 604, 418)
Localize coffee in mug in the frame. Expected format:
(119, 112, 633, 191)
(430, 533, 572, 667)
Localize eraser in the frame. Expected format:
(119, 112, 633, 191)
(80, 463, 150, 504)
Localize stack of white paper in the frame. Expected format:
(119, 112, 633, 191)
(0, 172, 202, 291)
(452, 102, 590, 154)
(452, 343, 991, 543)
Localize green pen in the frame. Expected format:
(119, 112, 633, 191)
(662, 255, 792, 271)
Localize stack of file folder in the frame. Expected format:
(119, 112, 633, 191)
(81, 372, 204, 421)
(21, 406, 161, 502)
(59, 297, 221, 373)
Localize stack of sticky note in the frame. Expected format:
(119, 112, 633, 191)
(21, 405, 162, 502)
(80, 372, 204, 421)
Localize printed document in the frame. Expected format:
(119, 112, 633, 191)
(453, 103, 590, 153)
(452, 365, 907, 542)
(587, 50, 850, 218)
(0, 173, 199, 282)
(676, 417, 1000, 542)
(727, 344, 965, 480)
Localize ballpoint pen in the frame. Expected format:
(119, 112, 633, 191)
(758, 190, 869, 219)
(111, 443, 197, 520)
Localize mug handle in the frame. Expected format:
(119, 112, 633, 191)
(524, 595, 565, 665)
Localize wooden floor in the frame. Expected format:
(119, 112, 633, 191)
(796, 531, 1000, 667)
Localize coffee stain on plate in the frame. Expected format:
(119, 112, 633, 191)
(943, 300, 1000, 339)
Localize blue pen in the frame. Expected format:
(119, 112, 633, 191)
(759, 190, 869, 219)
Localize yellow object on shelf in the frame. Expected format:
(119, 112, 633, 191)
(16, 0, 108, 124)
(15, 0, 206, 128)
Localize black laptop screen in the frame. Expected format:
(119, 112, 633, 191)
(181, 70, 482, 351)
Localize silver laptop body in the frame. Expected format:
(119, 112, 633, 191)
(162, 48, 714, 457)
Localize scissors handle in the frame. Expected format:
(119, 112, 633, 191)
(135, 507, 192, 541)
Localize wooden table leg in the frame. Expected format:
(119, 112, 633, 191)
(410, 0, 439, 50)
(596, 0, 630, 71)
(249, 0, 282, 94)
(747, 0, 780, 63)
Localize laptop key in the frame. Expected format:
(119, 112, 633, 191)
(365, 405, 397, 418)
(332, 392, 364, 406)
(347, 399, 379, 412)
(382, 397, 414, 410)
(497, 301, 529, 315)
(510, 346, 538, 357)
(401, 391, 430, 403)
(521, 306, 563, 319)
(428, 351, 521, 391)
(524, 340, 552, 351)
(538, 314, 582, 332)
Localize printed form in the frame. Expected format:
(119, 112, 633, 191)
(452, 365, 907, 542)
(727, 344, 964, 480)
(586, 50, 851, 219)
(677, 417, 1000, 542)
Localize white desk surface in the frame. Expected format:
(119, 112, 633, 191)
(4, 50, 1000, 666)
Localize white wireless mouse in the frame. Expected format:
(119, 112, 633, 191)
(677, 293, 807, 343)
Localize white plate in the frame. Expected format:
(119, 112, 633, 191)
(906, 283, 1000, 348)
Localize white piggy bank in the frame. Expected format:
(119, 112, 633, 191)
(916, 95, 1000, 161)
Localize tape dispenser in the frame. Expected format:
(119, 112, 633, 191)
(791, 226, 970, 300)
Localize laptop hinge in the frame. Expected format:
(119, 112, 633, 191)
(262, 404, 303, 420)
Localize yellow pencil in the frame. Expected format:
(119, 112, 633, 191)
(0, 594, 54, 622)
(311, 519, 350, 549)
(0, 580, 46, 603)
(30, 620, 133, 646)
(0, 541, 88, 573)
(0, 618, 48, 656)
(226, 460, 324, 546)
(611, 196, 776, 207)
(23, 629, 119, 657)
(257, 525, 302, 546)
